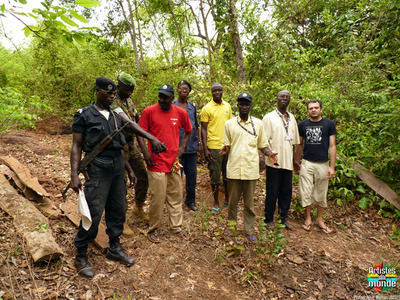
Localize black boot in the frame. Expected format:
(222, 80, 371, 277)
(105, 237, 135, 266)
(74, 246, 95, 278)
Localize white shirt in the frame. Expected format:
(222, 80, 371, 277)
(262, 110, 300, 171)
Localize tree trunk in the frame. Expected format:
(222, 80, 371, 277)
(0, 174, 63, 262)
(143, 1, 171, 64)
(200, 0, 215, 80)
(167, 0, 186, 61)
(229, 0, 246, 83)
(134, 0, 146, 73)
(117, 0, 142, 76)
(207, 0, 223, 52)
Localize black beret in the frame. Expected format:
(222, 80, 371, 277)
(96, 77, 117, 91)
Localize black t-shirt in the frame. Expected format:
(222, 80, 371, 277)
(298, 118, 337, 162)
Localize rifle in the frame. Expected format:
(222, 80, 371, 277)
(61, 122, 129, 199)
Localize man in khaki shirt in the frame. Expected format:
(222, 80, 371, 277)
(262, 90, 300, 230)
(221, 93, 277, 239)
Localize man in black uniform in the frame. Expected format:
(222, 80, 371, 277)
(70, 77, 136, 277)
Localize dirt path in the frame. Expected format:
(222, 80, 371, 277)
(0, 128, 399, 299)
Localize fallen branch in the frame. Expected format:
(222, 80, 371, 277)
(0, 174, 64, 262)
(0, 163, 61, 219)
(353, 163, 400, 210)
(0, 155, 49, 199)
(339, 155, 400, 210)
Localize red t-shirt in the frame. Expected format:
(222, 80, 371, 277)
(138, 104, 193, 172)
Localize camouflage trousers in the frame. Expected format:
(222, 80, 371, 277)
(125, 142, 148, 203)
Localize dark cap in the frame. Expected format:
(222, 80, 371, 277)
(177, 80, 192, 92)
(237, 92, 252, 103)
(96, 77, 117, 91)
(158, 84, 174, 97)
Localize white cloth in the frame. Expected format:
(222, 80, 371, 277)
(77, 189, 92, 231)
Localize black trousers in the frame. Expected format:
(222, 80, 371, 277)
(180, 153, 197, 205)
(74, 154, 127, 248)
(264, 166, 293, 223)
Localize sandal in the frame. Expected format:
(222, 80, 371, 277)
(211, 207, 220, 215)
(223, 203, 241, 212)
(318, 225, 332, 234)
(301, 223, 311, 231)
(247, 235, 256, 242)
(147, 229, 161, 243)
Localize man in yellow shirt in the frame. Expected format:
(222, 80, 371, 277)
(221, 93, 277, 239)
(201, 83, 232, 213)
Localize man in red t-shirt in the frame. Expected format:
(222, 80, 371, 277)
(138, 84, 192, 243)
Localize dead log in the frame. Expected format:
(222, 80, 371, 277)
(0, 164, 61, 219)
(0, 155, 49, 200)
(61, 202, 109, 251)
(0, 174, 63, 262)
(353, 163, 400, 210)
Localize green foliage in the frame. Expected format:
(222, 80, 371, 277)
(33, 222, 48, 232)
(257, 218, 286, 265)
(2, 0, 99, 47)
(242, 271, 259, 282)
(224, 244, 245, 258)
(390, 225, 400, 243)
(0, 87, 50, 131)
(227, 220, 237, 234)
(194, 201, 212, 232)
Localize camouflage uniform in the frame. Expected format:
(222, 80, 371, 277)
(111, 93, 148, 204)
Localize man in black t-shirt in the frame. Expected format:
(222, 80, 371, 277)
(296, 100, 337, 234)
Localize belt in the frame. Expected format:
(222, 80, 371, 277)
(98, 150, 122, 158)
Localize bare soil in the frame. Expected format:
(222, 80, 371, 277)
(0, 119, 399, 300)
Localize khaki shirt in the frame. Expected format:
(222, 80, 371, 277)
(262, 110, 300, 171)
(223, 116, 269, 180)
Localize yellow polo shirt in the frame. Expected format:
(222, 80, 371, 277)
(223, 116, 269, 180)
(201, 100, 232, 149)
(262, 110, 300, 171)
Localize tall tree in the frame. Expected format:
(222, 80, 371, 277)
(228, 0, 246, 83)
(134, 0, 146, 72)
(184, 0, 215, 80)
(167, 0, 186, 61)
(117, 0, 143, 75)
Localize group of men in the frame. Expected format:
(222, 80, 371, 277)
(69, 74, 337, 277)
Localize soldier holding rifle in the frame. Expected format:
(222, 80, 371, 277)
(69, 77, 165, 278)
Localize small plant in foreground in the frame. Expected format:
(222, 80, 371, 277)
(33, 222, 48, 232)
(257, 217, 286, 265)
(224, 244, 245, 257)
(194, 201, 212, 232)
(242, 271, 259, 282)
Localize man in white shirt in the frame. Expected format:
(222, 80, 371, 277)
(262, 90, 300, 230)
